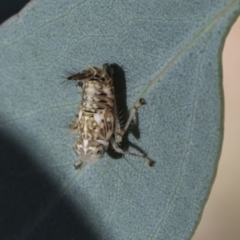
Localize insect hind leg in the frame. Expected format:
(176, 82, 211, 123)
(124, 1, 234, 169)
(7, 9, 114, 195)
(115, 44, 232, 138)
(111, 98, 155, 167)
(110, 137, 155, 167)
(113, 98, 146, 144)
(123, 98, 146, 135)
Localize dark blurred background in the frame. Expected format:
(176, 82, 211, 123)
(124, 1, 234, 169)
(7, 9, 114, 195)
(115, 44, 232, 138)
(0, 0, 30, 24)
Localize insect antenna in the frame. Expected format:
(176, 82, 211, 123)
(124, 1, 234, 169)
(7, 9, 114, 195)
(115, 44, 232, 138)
(60, 67, 81, 85)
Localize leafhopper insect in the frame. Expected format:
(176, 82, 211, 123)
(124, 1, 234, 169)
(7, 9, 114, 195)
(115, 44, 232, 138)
(68, 63, 155, 168)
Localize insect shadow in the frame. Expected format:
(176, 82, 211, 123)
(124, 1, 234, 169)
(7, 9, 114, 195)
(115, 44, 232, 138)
(106, 63, 143, 160)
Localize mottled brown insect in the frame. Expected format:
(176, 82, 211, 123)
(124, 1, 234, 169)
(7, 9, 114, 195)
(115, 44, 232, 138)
(68, 63, 155, 168)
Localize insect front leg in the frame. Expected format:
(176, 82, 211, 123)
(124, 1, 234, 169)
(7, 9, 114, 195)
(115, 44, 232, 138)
(76, 81, 83, 92)
(74, 159, 82, 169)
(69, 117, 79, 134)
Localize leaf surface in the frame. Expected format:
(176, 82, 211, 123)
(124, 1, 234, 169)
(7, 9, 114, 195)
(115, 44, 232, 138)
(0, 0, 239, 239)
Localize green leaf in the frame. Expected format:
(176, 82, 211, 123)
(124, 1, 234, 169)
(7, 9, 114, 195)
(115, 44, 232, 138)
(0, 0, 239, 239)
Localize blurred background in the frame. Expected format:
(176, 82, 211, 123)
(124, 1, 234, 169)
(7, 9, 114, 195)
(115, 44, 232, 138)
(193, 16, 240, 240)
(0, 2, 239, 240)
